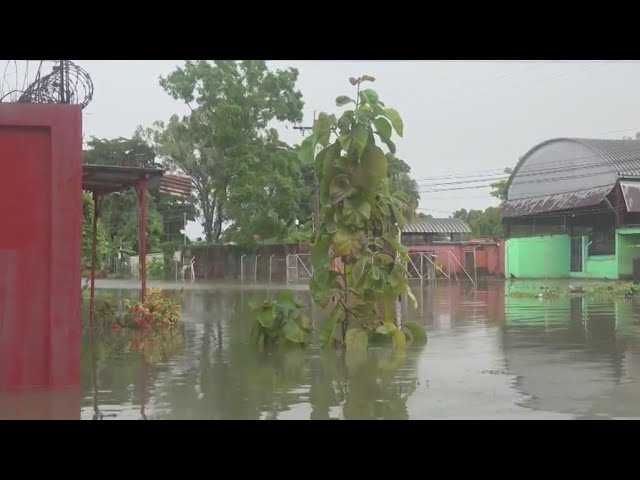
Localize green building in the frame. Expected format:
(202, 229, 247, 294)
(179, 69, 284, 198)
(503, 138, 640, 280)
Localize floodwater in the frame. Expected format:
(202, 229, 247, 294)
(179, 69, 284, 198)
(7, 279, 640, 419)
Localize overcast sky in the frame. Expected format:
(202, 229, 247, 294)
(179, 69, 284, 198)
(72, 60, 640, 238)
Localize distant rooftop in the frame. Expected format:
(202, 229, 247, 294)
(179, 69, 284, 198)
(401, 217, 471, 234)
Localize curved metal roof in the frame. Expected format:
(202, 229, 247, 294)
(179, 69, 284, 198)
(504, 138, 640, 218)
(401, 218, 471, 234)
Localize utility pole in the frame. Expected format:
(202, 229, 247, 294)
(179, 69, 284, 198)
(294, 111, 320, 232)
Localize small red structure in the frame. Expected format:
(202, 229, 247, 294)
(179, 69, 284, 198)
(0, 104, 82, 390)
(402, 218, 504, 280)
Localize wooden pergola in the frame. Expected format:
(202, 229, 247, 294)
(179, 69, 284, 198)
(82, 164, 192, 328)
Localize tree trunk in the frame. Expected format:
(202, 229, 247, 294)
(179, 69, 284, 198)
(202, 208, 214, 243)
(212, 202, 224, 242)
(212, 182, 227, 242)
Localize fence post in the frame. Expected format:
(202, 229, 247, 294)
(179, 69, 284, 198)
(240, 254, 247, 283)
(269, 254, 276, 284)
(254, 254, 261, 282)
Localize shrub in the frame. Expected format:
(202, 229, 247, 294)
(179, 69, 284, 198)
(110, 288, 182, 332)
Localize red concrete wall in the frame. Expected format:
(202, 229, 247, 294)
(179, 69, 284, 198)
(407, 242, 504, 277)
(0, 104, 82, 389)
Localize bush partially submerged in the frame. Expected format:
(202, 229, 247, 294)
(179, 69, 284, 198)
(93, 288, 183, 332)
(249, 291, 312, 349)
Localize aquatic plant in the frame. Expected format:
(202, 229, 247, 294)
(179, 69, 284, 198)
(298, 76, 425, 352)
(249, 291, 312, 349)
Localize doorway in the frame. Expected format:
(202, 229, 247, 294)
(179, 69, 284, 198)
(570, 236, 583, 272)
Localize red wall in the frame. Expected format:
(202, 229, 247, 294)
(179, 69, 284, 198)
(0, 104, 82, 390)
(407, 242, 504, 277)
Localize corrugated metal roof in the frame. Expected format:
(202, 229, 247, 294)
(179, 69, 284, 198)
(504, 138, 640, 218)
(503, 185, 614, 217)
(574, 138, 640, 176)
(402, 218, 471, 234)
(620, 181, 640, 213)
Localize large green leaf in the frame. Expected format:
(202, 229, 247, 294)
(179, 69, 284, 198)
(337, 112, 353, 131)
(310, 277, 331, 307)
(383, 231, 405, 253)
(344, 198, 371, 221)
(313, 113, 336, 147)
(333, 228, 357, 257)
(403, 321, 427, 345)
(360, 89, 379, 105)
(352, 256, 368, 284)
(352, 124, 368, 159)
(298, 314, 312, 331)
(311, 234, 331, 267)
(329, 174, 351, 204)
(282, 318, 307, 344)
(377, 253, 395, 265)
(360, 145, 388, 184)
(339, 133, 352, 152)
(256, 305, 276, 329)
(320, 307, 344, 348)
(276, 291, 302, 312)
(374, 117, 392, 142)
(371, 265, 381, 281)
(356, 110, 375, 125)
(298, 134, 317, 164)
(336, 96, 354, 106)
(376, 322, 397, 335)
(345, 328, 369, 351)
(384, 108, 403, 137)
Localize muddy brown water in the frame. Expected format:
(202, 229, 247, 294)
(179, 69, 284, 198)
(6, 279, 640, 419)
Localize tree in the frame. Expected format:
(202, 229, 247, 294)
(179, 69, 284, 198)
(304, 75, 426, 352)
(81, 192, 109, 272)
(387, 155, 420, 221)
(453, 207, 503, 238)
(489, 167, 512, 203)
(153, 60, 304, 242)
(223, 130, 312, 245)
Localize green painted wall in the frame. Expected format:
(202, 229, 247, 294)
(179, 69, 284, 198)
(584, 255, 617, 279)
(505, 229, 640, 280)
(505, 235, 570, 278)
(617, 229, 640, 277)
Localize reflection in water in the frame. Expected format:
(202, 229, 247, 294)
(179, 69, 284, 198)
(9, 280, 640, 419)
(74, 281, 640, 419)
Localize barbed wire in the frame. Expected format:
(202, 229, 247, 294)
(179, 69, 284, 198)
(0, 60, 93, 109)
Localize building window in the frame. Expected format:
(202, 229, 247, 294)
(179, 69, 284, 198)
(589, 226, 615, 256)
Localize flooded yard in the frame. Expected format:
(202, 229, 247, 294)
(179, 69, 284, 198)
(4, 280, 640, 419)
(63, 279, 640, 419)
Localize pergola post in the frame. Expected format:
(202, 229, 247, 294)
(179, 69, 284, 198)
(135, 177, 149, 302)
